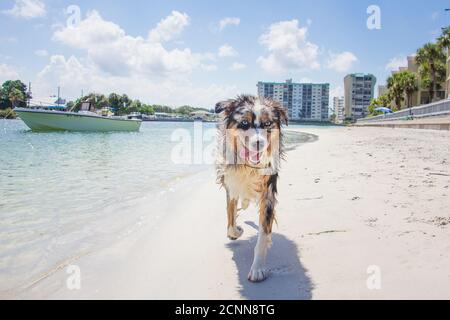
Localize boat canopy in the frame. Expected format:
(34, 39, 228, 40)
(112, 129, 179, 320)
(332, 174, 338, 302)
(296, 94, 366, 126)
(45, 105, 67, 110)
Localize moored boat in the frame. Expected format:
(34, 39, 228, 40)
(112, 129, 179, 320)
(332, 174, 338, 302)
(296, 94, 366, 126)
(15, 107, 141, 132)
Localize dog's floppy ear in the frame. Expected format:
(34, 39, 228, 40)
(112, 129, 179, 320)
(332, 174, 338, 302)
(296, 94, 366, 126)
(268, 99, 288, 126)
(215, 99, 236, 116)
(278, 106, 289, 126)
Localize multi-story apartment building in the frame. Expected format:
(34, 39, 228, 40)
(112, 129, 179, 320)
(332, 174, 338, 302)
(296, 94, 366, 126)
(344, 73, 376, 120)
(333, 96, 345, 124)
(257, 79, 330, 121)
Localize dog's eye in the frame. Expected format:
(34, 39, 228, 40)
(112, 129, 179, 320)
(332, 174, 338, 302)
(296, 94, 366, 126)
(264, 121, 273, 127)
(241, 120, 249, 127)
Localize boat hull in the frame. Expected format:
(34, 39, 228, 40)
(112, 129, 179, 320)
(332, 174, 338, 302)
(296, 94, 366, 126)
(15, 108, 141, 132)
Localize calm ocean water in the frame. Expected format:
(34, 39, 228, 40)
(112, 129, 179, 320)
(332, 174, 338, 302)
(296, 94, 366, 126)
(0, 119, 312, 292)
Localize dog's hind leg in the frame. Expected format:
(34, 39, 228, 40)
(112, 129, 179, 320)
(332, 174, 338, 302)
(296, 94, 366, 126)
(248, 175, 277, 282)
(226, 190, 244, 240)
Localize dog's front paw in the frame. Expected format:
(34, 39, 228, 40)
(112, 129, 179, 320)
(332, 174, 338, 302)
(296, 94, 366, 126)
(248, 267, 268, 283)
(227, 226, 244, 240)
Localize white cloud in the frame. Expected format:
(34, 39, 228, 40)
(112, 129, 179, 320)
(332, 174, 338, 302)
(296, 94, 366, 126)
(219, 17, 240, 31)
(229, 62, 247, 71)
(2, 0, 46, 19)
(37, 10, 240, 106)
(385, 55, 407, 71)
(326, 51, 358, 72)
(201, 64, 218, 72)
(257, 19, 320, 74)
(0, 64, 20, 83)
(34, 49, 48, 57)
(218, 44, 238, 58)
(52, 10, 199, 77)
(330, 85, 344, 98)
(197, 52, 217, 62)
(148, 11, 190, 42)
(34, 55, 237, 107)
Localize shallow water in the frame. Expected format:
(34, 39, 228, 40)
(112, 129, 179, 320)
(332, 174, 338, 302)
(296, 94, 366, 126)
(0, 119, 311, 292)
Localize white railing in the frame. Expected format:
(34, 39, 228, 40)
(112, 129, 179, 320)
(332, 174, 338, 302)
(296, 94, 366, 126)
(357, 99, 450, 123)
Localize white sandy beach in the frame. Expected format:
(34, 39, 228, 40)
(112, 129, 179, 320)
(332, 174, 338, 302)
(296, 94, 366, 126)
(12, 126, 450, 300)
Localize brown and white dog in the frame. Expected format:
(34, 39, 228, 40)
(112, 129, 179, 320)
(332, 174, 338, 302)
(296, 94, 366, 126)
(215, 94, 288, 282)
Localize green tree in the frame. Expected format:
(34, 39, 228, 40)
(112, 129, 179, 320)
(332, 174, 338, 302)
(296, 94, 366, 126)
(127, 100, 142, 113)
(0, 80, 28, 109)
(175, 105, 194, 115)
(117, 94, 132, 115)
(71, 93, 110, 112)
(401, 71, 418, 108)
(108, 93, 121, 111)
(387, 73, 405, 110)
(438, 26, 450, 49)
(8, 88, 25, 108)
(438, 26, 450, 99)
(139, 104, 155, 115)
(368, 94, 391, 115)
(153, 105, 173, 114)
(416, 43, 446, 103)
(96, 94, 109, 109)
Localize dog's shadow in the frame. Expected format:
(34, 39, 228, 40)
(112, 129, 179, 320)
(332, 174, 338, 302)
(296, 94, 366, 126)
(226, 221, 313, 300)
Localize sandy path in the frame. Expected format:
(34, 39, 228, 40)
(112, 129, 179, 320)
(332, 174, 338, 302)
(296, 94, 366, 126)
(15, 126, 450, 300)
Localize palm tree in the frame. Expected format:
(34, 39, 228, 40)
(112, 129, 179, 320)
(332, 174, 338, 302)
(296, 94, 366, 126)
(438, 26, 450, 99)
(416, 43, 446, 103)
(387, 73, 405, 110)
(379, 93, 392, 108)
(401, 71, 418, 109)
(368, 97, 382, 115)
(8, 88, 25, 109)
(438, 26, 450, 49)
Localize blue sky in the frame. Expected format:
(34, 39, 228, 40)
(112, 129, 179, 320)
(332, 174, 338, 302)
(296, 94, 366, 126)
(1, 0, 449, 107)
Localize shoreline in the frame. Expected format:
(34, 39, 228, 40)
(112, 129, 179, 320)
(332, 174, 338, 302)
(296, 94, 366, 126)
(6, 126, 450, 299)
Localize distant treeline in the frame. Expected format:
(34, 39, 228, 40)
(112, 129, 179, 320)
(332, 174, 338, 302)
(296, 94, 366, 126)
(68, 92, 213, 116)
(0, 79, 213, 118)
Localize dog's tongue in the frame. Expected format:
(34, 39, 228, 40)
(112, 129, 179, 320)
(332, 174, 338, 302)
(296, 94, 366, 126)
(241, 148, 260, 164)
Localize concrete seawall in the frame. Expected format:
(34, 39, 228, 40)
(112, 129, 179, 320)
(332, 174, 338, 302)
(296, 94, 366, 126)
(355, 116, 450, 131)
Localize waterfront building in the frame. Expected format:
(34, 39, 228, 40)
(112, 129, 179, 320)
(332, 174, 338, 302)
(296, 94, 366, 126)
(344, 73, 376, 120)
(257, 79, 330, 121)
(333, 96, 345, 124)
